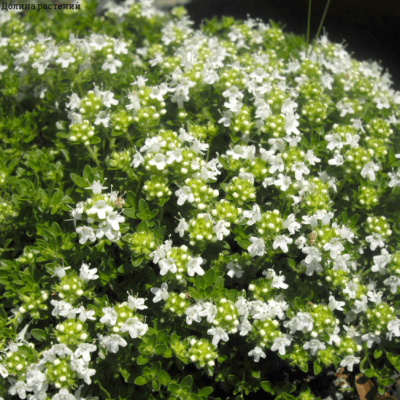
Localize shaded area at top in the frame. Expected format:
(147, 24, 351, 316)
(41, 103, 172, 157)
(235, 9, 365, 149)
(179, 0, 400, 91)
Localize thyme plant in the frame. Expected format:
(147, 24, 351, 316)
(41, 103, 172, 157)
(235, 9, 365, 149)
(0, 1, 400, 399)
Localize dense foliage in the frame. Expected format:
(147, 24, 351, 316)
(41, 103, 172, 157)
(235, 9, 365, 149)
(1, 1, 400, 399)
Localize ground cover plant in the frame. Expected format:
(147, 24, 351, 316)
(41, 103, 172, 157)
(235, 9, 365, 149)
(1, 0, 400, 399)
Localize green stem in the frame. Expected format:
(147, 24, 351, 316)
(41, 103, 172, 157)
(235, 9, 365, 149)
(309, 0, 332, 57)
(315, 0, 331, 40)
(86, 145, 101, 167)
(306, 0, 312, 57)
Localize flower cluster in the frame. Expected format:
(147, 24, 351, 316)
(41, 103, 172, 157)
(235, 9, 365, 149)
(1, 0, 400, 399)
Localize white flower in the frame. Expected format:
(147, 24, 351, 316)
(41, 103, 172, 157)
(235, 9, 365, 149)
(159, 257, 177, 276)
(120, 317, 148, 338)
(131, 151, 145, 168)
(26, 369, 46, 392)
(175, 186, 194, 205)
(76, 226, 96, 244)
(387, 319, 400, 337)
(74, 344, 97, 362)
(362, 332, 381, 348)
(325, 133, 343, 151)
(328, 152, 344, 166)
(373, 93, 390, 109)
(361, 162, 380, 181)
(77, 365, 96, 385)
(94, 110, 110, 127)
(284, 112, 300, 135)
(323, 238, 344, 259)
(0, 364, 8, 378)
(343, 281, 358, 299)
(304, 149, 321, 165)
(213, 220, 230, 240)
(87, 200, 113, 219)
(150, 283, 169, 302)
(248, 237, 265, 257)
(185, 303, 203, 325)
(336, 100, 354, 117)
(328, 295, 345, 311)
(353, 295, 368, 314)
(340, 355, 360, 372)
(51, 388, 76, 400)
(77, 307, 96, 323)
(371, 248, 391, 274)
(366, 233, 385, 251)
(102, 334, 127, 353)
(187, 257, 205, 277)
(207, 327, 229, 346)
(148, 153, 167, 170)
(127, 295, 148, 311)
(248, 346, 266, 362)
(303, 339, 326, 356)
(291, 161, 310, 181)
(282, 214, 301, 234)
(302, 246, 322, 264)
(106, 210, 125, 231)
(367, 290, 383, 305)
(218, 110, 233, 127)
(271, 335, 292, 355)
(383, 275, 400, 294)
(388, 170, 400, 188)
(52, 265, 71, 279)
(102, 55, 122, 74)
(273, 235, 293, 253)
(191, 139, 209, 155)
(283, 312, 313, 334)
(274, 174, 291, 191)
(96, 220, 120, 241)
(199, 302, 217, 323)
(175, 218, 189, 237)
(100, 307, 118, 326)
(50, 344, 73, 357)
(268, 156, 285, 174)
(227, 262, 243, 278)
(79, 263, 98, 282)
(243, 204, 262, 225)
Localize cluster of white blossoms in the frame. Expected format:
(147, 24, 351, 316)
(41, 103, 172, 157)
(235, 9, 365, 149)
(68, 180, 126, 244)
(1, 0, 400, 398)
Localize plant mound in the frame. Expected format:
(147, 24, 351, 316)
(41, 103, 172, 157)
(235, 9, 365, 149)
(0, 1, 400, 399)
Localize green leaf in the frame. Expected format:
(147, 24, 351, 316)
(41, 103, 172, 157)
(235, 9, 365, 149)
(123, 208, 136, 219)
(261, 381, 275, 394)
(350, 213, 360, 225)
(70, 173, 88, 188)
(0, 305, 7, 319)
(152, 378, 161, 392)
(136, 199, 158, 220)
(237, 240, 250, 250)
(83, 165, 94, 181)
(374, 348, 382, 359)
(195, 274, 205, 289)
(214, 276, 224, 290)
(137, 355, 150, 365)
(204, 268, 216, 286)
(181, 375, 193, 388)
(158, 370, 171, 386)
(155, 344, 167, 355)
(364, 369, 375, 378)
(31, 328, 47, 342)
(168, 383, 180, 395)
(313, 361, 322, 376)
(126, 191, 137, 207)
(198, 387, 213, 396)
(134, 376, 148, 386)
